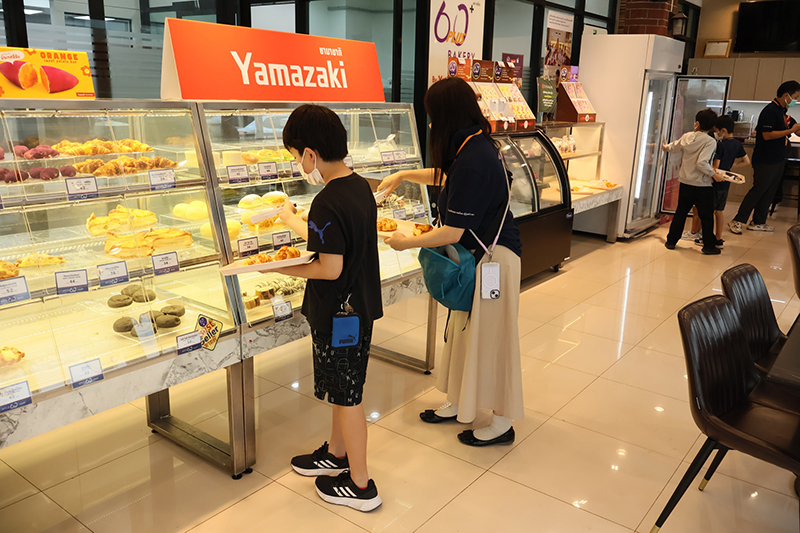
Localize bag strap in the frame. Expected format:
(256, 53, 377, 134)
(469, 153, 512, 264)
(334, 252, 365, 312)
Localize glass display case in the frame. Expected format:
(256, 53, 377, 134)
(539, 121, 606, 191)
(194, 102, 431, 326)
(0, 100, 236, 400)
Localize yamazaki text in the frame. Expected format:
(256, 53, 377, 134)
(231, 53, 349, 89)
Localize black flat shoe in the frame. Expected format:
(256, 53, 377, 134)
(420, 409, 458, 423)
(457, 427, 515, 447)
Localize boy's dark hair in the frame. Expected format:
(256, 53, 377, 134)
(282, 104, 348, 162)
(695, 108, 717, 131)
(777, 80, 800, 98)
(716, 115, 735, 134)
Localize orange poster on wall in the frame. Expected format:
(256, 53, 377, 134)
(161, 18, 385, 103)
(0, 47, 95, 99)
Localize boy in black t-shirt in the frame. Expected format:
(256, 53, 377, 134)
(271, 104, 383, 512)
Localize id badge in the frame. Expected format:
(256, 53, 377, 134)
(332, 312, 361, 348)
(480, 262, 501, 300)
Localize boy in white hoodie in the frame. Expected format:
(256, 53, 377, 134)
(663, 109, 726, 255)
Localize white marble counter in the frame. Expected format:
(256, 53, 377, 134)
(572, 187, 625, 215)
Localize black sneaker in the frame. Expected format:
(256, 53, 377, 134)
(701, 247, 721, 255)
(694, 238, 724, 248)
(291, 442, 349, 476)
(315, 471, 383, 512)
(665, 241, 676, 250)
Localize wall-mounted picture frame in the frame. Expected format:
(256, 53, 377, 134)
(703, 39, 732, 58)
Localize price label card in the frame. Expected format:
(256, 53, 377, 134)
(98, 261, 129, 287)
(290, 161, 302, 177)
(69, 359, 104, 388)
(413, 204, 427, 218)
(65, 177, 99, 201)
(344, 155, 354, 170)
(149, 169, 176, 190)
(271, 231, 292, 249)
(0, 381, 31, 413)
(226, 164, 250, 184)
(393, 150, 407, 165)
(152, 252, 179, 276)
(55, 269, 89, 295)
(258, 162, 278, 180)
(237, 236, 259, 258)
(392, 208, 408, 221)
(381, 152, 395, 166)
(176, 330, 203, 355)
(0, 276, 30, 306)
(272, 296, 293, 323)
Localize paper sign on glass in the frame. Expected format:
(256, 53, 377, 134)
(69, 359, 104, 388)
(226, 164, 250, 184)
(237, 236, 259, 257)
(272, 296, 293, 323)
(381, 152, 395, 166)
(152, 252, 179, 276)
(0, 381, 32, 413)
(149, 169, 176, 190)
(258, 162, 278, 180)
(290, 161, 302, 177)
(393, 150, 407, 164)
(55, 269, 89, 295)
(98, 261, 129, 287)
(413, 204, 427, 218)
(65, 177, 99, 200)
(176, 330, 203, 355)
(344, 155, 354, 170)
(271, 231, 292, 249)
(392, 208, 407, 221)
(0, 276, 30, 306)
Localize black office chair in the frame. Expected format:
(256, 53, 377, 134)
(788, 224, 800, 298)
(649, 296, 800, 533)
(721, 263, 786, 373)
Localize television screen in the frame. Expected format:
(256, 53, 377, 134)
(734, 0, 800, 53)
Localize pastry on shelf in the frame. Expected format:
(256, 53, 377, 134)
(104, 231, 155, 258)
(74, 158, 105, 174)
(243, 295, 260, 309)
(413, 223, 434, 236)
(275, 246, 301, 261)
(377, 218, 398, 232)
(238, 194, 266, 209)
(222, 150, 243, 166)
(0, 261, 19, 280)
(86, 213, 123, 236)
(147, 228, 194, 249)
(244, 253, 273, 266)
(15, 252, 65, 268)
(262, 191, 288, 206)
(53, 138, 153, 156)
(255, 284, 275, 301)
(0, 346, 24, 366)
(107, 205, 158, 229)
(377, 193, 405, 209)
(242, 153, 259, 164)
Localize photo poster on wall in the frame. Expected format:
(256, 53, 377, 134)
(429, 1, 485, 86)
(502, 53, 524, 88)
(544, 11, 574, 67)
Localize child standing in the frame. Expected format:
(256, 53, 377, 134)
(274, 104, 383, 512)
(663, 109, 725, 255)
(685, 115, 751, 246)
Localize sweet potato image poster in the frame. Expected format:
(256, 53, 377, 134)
(0, 47, 94, 99)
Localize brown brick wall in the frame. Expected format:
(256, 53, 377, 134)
(618, 0, 678, 36)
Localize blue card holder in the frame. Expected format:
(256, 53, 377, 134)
(332, 312, 360, 348)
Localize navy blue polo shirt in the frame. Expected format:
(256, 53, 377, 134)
(753, 100, 797, 165)
(438, 126, 522, 257)
(715, 138, 746, 172)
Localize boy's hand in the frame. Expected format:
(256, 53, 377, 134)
(384, 232, 408, 251)
(378, 172, 404, 195)
(661, 144, 669, 152)
(792, 123, 800, 134)
(279, 199, 297, 221)
(712, 172, 726, 182)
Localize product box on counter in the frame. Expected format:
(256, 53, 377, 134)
(556, 82, 596, 123)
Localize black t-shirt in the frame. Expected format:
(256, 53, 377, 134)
(753, 100, 797, 165)
(713, 137, 746, 195)
(437, 127, 522, 257)
(302, 173, 383, 333)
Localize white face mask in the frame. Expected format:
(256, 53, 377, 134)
(714, 132, 723, 141)
(299, 150, 325, 186)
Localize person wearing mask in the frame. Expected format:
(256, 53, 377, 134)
(729, 80, 800, 234)
(378, 77, 524, 446)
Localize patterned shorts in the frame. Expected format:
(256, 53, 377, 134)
(311, 325, 372, 407)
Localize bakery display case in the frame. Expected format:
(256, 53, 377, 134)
(194, 102, 431, 327)
(0, 100, 237, 400)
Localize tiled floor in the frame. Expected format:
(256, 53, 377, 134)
(2, 204, 800, 532)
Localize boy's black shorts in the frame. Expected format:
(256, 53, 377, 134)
(712, 180, 731, 211)
(311, 324, 372, 407)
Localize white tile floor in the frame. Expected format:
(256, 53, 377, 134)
(2, 204, 800, 532)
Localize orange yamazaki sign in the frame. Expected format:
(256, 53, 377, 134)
(161, 18, 385, 102)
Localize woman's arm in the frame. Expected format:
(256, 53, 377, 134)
(378, 169, 439, 194)
(384, 225, 465, 251)
(268, 252, 342, 280)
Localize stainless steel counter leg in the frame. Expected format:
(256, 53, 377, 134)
(371, 293, 437, 374)
(606, 199, 620, 243)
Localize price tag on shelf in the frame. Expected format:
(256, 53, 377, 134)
(176, 330, 203, 355)
(97, 261, 129, 287)
(258, 162, 278, 180)
(290, 161, 302, 177)
(152, 252, 179, 276)
(413, 204, 427, 219)
(55, 269, 89, 296)
(271, 231, 292, 249)
(0, 381, 31, 413)
(392, 208, 408, 221)
(381, 152, 395, 166)
(272, 296, 293, 323)
(344, 155, 354, 170)
(237, 236, 259, 258)
(69, 359, 104, 388)
(226, 164, 250, 184)
(392, 150, 407, 165)
(0, 276, 30, 306)
(65, 177, 99, 201)
(149, 169, 176, 191)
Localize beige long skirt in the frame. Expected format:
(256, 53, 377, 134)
(438, 245, 524, 423)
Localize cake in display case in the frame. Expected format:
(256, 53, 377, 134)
(0, 100, 236, 399)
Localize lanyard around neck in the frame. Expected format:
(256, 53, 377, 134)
(456, 129, 483, 156)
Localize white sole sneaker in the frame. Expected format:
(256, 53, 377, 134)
(747, 224, 774, 232)
(728, 221, 743, 234)
(292, 464, 349, 477)
(316, 487, 383, 512)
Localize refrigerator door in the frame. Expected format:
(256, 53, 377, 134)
(660, 76, 729, 213)
(626, 71, 674, 236)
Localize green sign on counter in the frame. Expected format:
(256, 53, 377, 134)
(537, 77, 557, 114)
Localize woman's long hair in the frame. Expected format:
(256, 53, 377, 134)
(424, 77, 493, 187)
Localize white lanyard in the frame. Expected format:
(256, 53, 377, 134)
(468, 152, 512, 262)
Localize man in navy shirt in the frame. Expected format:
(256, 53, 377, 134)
(729, 80, 800, 234)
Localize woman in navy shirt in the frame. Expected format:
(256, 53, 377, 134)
(380, 77, 524, 447)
